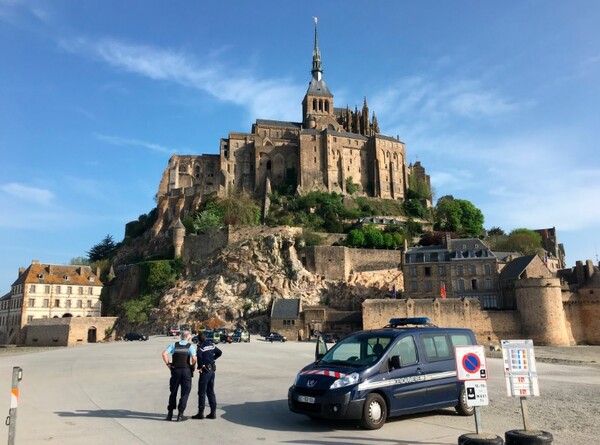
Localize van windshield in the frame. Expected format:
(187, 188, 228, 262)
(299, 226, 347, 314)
(319, 333, 392, 367)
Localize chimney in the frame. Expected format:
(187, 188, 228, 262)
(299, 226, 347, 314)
(32, 259, 39, 264)
(18, 267, 25, 278)
(444, 233, 452, 248)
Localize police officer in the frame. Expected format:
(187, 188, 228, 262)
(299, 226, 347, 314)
(162, 330, 197, 421)
(192, 331, 222, 419)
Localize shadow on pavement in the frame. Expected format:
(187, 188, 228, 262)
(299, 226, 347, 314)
(55, 409, 165, 421)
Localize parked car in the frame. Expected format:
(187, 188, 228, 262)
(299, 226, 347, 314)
(288, 317, 477, 430)
(266, 332, 287, 342)
(216, 328, 233, 344)
(232, 329, 250, 343)
(167, 325, 180, 336)
(124, 332, 148, 341)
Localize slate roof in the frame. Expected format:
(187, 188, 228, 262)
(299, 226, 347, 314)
(271, 298, 301, 319)
(306, 77, 333, 97)
(255, 119, 302, 128)
(499, 255, 537, 280)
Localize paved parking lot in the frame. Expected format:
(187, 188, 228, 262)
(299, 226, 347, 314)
(0, 337, 598, 444)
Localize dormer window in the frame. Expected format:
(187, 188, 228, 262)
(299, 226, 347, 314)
(37, 273, 43, 279)
(64, 275, 70, 281)
(88, 277, 95, 283)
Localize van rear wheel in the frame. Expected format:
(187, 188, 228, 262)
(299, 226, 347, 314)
(360, 393, 387, 430)
(456, 385, 475, 416)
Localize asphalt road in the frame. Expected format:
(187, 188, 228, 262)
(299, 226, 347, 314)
(0, 337, 598, 444)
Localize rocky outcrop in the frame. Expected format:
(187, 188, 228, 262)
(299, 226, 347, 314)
(149, 231, 400, 332)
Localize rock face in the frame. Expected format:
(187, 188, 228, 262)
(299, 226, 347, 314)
(150, 231, 400, 332)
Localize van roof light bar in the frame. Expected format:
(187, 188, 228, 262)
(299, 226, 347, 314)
(386, 317, 436, 328)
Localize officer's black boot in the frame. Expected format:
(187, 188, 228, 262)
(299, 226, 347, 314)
(176, 411, 187, 422)
(207, 410, 216, 419)
(191, 411, 204, 420)
(165, 410, 173, 421)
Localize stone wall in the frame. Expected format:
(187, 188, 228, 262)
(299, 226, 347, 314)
(182, 229, 228, 262)
(348, 248, 402, 273)
(563, 290, 600, 344)
(25, 317, 117, 347)
(362, 298, 521, 346)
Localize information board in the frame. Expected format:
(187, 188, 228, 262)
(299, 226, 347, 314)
(455, 345, 488, 381)
(464, 380, 489, 406)
(501, 339, 539, 397)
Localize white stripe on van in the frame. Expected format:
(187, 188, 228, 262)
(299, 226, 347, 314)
(358, 370, 457, 391)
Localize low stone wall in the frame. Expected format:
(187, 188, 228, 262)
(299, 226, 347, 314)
(25, 317, 118, 347)
(347, 248, 402, 273)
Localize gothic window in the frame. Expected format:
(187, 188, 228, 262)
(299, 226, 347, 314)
(313, 99, 317, 111)
(325, 101, 329, 112)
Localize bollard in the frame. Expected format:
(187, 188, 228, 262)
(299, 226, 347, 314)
(6, 366, 23, 445)
(505, 429, 553, 445)
(458, 433, 504, 444)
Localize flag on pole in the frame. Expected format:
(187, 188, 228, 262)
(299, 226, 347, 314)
(440, 282, 447, 299)
(313, 16, 318, 25)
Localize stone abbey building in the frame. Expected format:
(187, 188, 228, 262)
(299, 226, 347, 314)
(154, 22, 430, 232)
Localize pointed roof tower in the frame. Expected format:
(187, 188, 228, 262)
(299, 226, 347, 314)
(305, 17, 332, 99)
(303, 17, 335, 129)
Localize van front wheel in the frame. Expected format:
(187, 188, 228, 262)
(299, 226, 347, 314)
(455, 385, 475, 416)
(360, 393, 387, 430)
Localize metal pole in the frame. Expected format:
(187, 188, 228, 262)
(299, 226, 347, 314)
(6, 366, 23, 445)
(474, 406, 482, 434)
(520, 396, 531, 430)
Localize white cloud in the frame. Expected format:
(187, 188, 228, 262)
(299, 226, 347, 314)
(1, 182, 54, 205)
(94, 133, 178, 155)
(60, 38, 304, 122)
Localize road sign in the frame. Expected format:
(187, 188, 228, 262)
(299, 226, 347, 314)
(465, 380, 489, 406)
(501, 339, 539, 397)
(455, 345, 488, 381)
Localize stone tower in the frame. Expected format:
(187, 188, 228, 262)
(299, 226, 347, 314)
(173, 219, 186, 258)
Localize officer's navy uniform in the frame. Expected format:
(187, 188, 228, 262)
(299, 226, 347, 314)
(165, 340, 195, 421)
(193, 339, 222, 419)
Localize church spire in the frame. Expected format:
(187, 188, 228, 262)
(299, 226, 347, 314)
(312, 17, 322, 81)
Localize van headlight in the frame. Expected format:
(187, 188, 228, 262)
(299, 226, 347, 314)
(329, 372, 359, 389)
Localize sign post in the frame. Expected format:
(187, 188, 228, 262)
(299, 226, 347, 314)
(455, 345, 488, 434)
(501, 339, 539, 430)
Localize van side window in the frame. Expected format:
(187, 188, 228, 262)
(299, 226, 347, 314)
(450, 334, 473, 347)
(390, 336, 418, 366)
(420, 334, 452, 361)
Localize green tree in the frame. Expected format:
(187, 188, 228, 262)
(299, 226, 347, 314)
(69, 256, 90, 266)
(345, 177, 359, 195)
(193, 209, 222, 233)
(87, 235, 118, 262)
(434, 196, 484, 238)
(487, 226, 505, 236)
(347, 229, 366, 247)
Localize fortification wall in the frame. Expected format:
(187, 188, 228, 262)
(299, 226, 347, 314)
(182, 229, 229, 262)
(304, 246, 348, 280)
(515, 278, 569, 345)
(362, 298, 522, 346)
(563, 290, 600, 344)
(348, 248, 402, 273)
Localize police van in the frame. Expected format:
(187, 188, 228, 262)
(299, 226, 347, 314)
(288, 317, 477, 429)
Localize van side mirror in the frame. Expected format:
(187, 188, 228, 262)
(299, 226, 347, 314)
(389, 355, 401, 370)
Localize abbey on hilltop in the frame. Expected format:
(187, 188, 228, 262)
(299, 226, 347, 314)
(153, 20, 430, 233)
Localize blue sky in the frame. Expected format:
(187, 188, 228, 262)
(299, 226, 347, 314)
(1, 1, 600, 294)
